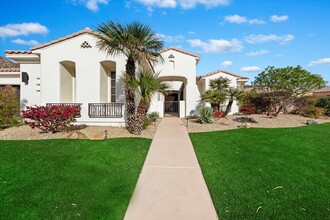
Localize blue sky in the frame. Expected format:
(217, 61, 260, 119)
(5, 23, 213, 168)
(1, 0, 329, 84)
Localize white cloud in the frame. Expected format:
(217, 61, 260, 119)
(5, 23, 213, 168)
(135, 0, 230, 9)
(69, 0, 108, 12)
(244, 34, 294, 44)
(187, 38, 243, 53)
(0, 22, 48, 38)
(224, 15, 247, 24)
(224, 15, 265, 25)
(308, 58, 330, 67)
(222, 60, 233, 67)
(188, 31, 195, 35)
(248, 19, 265, 25)
(240, 66, 261, 72)
(157, 33, 185, 43)
(270, 15, 289, 23)
(246, 50, 269, 57)
(11, 38, 39, 46)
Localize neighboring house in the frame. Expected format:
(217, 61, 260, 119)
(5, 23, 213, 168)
(0, 56, 21, 100)
(313, 86, 330, 97)
(4, 28, 248, 126)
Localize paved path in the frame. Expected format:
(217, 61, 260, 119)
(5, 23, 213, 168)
(124, 117, 218, 220)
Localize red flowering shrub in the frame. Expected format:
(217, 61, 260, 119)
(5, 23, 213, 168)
(22, 105, 81, 133)
(240, 107, 256, 115)
(213, 111, 225, 118)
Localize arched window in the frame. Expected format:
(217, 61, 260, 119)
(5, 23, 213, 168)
(169, 60, 175, 70)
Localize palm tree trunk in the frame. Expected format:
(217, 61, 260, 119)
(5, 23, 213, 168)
(125, 56, 136, 133)
(135, 100, 148, 135)
(224, 100, 233, 116)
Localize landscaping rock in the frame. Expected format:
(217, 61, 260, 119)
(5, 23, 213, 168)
(307, 120, 318, 125)
(89, 133, 105, 140)
(241, 123, 251, 128)
(67, 131, 87, 139)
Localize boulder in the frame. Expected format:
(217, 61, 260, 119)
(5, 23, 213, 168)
(307, 120, 318, 125)
(89, 133, 105, 140)
(242, 123, 251, 128)
(67, 131, 87, 139)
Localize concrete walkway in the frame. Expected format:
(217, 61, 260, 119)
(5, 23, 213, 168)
(124, 117, 218, 220)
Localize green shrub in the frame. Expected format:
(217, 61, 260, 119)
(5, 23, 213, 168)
(301, 106, 324, 118)
(315, 96, 330, 116)
(197, 107, 214, 124)
(143, 112, 160, 129)
(0, 85, 20, 128)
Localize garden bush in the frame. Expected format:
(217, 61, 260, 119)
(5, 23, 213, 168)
(240, 107, 256, 115)
(143, 112, 160, 129)
(213, 111, 225, 119)
(233, 116, 258, 123)
(22, 105, 81, 133)
(197, 107, 214, 124)
(0, 85, 20, 128)
(301, 106, 324, 118)
(315, 96, 330, 116)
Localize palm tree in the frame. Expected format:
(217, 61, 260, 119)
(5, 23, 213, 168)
(125, 68, 168, 135)
(96, 21, 164, 132)
(209, 77, 231, 92)
(201, 90, 226, 112)
(224, 88, 244, 116)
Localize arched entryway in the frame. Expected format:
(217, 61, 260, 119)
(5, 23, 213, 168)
(150, 76, 187, 118)
(59, 61, 76, 102)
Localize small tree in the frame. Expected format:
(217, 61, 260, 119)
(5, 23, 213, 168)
(202, 77, 231, 112)
(0, 85, 20, 127)
(224, 88, 244, 116)
(253, 66, 325, 116)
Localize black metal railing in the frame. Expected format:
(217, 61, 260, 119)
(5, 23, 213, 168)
(88, 103, 123, 118)
(164, 101, 179, 113)
(46, 103, 82, 117)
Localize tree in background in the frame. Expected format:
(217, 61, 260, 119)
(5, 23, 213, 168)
(224, 88, 244, 116)
(0, 85, 20, 128)
(96, 21, 164, 133)
(252, 66, 325, 116)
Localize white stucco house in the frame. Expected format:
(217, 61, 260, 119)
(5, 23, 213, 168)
(2, 28, 248, 126)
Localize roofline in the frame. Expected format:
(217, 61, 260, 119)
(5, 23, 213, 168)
(197, 69, 249, 80)
(5, 50, 32, 55)
(160, 46, 201, 60)
(31, 28, 100, 51)
(0, 68, 20, 72)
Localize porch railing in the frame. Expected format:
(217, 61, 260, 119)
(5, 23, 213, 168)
(46, 103, 82, 117)
(88, 103, 124, 118)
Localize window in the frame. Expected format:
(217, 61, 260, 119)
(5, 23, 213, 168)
(111, 72, 116, 102)
(169, 60, 175, 70)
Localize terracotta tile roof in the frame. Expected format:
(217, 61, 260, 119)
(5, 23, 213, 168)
(161, 46, 200, 59)
(0, 68, 20, 72)
(5, 50, 32, 55)
(31, 28, 101, 51)
(314, 86, 330, 93)
(197, 69, 249, 80)
(0, 56, 20, 71)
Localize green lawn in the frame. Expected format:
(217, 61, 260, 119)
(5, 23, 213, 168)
(0, 138, 151, 220)
(190, 123, 330, 220)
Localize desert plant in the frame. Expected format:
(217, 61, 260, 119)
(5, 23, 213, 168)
(0, 85, 20, 128)
(301, 106, 325, 118)
(197, 107, 214, 124)
(143, 112, 160, 129)
(213, 111, 225, 119)
(240, 107, 256, 115)
(22, 105, 81, 133)
(315, 96, 330, 116)
(224, 88, 244, 116)
(233, 116, 258, 123)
